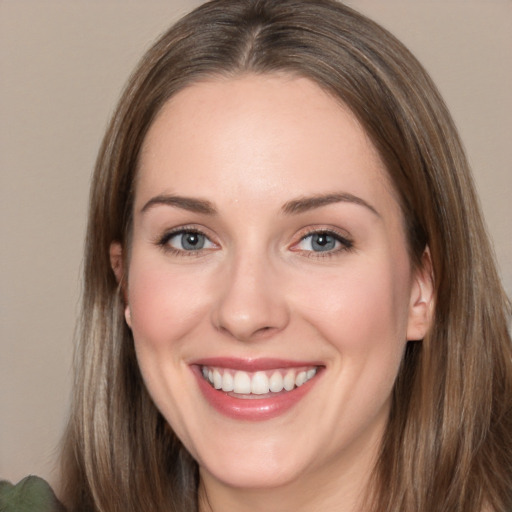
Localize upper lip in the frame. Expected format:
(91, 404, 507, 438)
(191, 357, 324, 372)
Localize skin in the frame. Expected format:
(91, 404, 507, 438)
(111, 74, 433, 512)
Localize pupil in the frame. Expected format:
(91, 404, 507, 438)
(187, 234, 198, 245)
(182, 232, 204, 250)
(312, 233, 335, 251)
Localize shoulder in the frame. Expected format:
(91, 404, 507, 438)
(0, 475, 66, 512)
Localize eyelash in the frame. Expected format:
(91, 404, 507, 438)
(156, 226, 215, 257)
(155, 226, 354, 258)
(293, 228, 354, 258)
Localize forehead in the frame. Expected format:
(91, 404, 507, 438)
(136, 73, 396, 215)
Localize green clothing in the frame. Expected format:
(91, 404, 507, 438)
(0, 476, 65, 512)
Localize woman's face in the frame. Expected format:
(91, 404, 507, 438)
(115, 74, 432, 494)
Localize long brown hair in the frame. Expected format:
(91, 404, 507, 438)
(60, 1, 512, 510)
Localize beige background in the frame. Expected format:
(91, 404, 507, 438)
(1, 1, 510, 488)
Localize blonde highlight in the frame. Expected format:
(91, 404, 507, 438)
(60, 1, 512, 510)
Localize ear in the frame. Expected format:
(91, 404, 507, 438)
(109, 242, 124, 283)
(406, 246, 435, 341)
(109, 242, 132, 328)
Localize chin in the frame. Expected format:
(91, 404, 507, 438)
(200, 456, 303, 490)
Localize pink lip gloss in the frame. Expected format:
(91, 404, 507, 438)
(191, 358, 322, 421)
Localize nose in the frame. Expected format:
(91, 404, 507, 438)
(211, 250, 290, 342)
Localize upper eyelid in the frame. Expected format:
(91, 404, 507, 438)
(159, 225, 212, 238)
(295, 226, 353, 242)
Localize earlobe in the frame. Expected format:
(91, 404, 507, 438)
(406, 247, 435, 341)
(125, 305, 132, 328)
(110, 242, 132, 328)
(110, 242, 124, 283)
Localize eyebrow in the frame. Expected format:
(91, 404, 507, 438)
(140, 191, 379, 217)
(282, 192, 380, 216)
(141, 194, 217, 215)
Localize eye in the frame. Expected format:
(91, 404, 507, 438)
(162, 229, 216, 252)
(294, 231, 353, 253)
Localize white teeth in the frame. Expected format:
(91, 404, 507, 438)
(221, 372, 234, 392)
(269, 371, 284, 392)
(251, 372, 270, 394)
(233, 371, 251, 394)
(283, 370, 295, 391)
(213, 369, 222, 389)
(202, 366, 318, 395)
(295, 371, 307, 387)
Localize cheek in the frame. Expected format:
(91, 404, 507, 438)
(292, 254, 411, 356)
(126, 255, 213, 351)
(290, 255, 412, 432)
(125, 255, 212, 438)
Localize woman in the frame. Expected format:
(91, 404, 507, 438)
(59, 0, 512, 511)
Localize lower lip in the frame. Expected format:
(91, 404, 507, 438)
(192, 366, 320, 421)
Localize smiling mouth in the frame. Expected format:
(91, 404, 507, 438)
(201, 366, 318, 397)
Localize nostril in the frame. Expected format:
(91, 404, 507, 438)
(252, 325, 277, 338)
